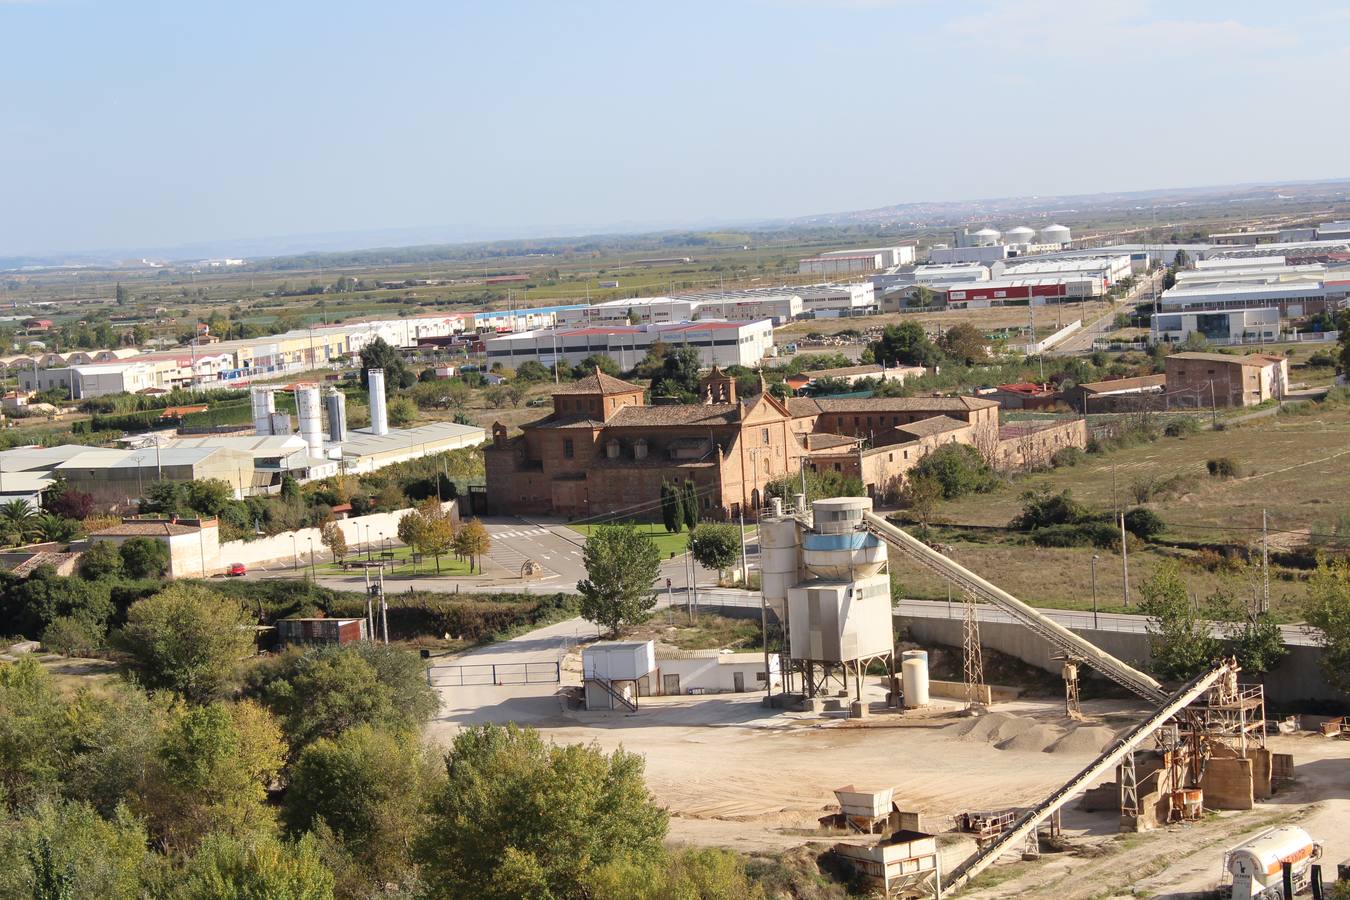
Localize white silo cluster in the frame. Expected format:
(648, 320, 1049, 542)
(762, 496, 896, 710)
(294, 384, 323, 460)
(250, 387, 276, 434)
(1040, 223, 1071, 245)
(969, 227, 1002, 247)
(1004, 225, 1036, 245)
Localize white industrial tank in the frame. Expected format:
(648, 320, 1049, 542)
(325, 389, 348, 443)
(902, 655, 930, 708)
(1004, 226, 1036, 245)
(295, 384, 323, 459)
(760, 517, 800, 607)
(367, 369, 389, 436)
(250, 387, 275, 435)
(1227, 825, 1320, 899)
(971, 227, 1001, 246)
(804, 497, 885, 578)
(1040, 224, 1071, 245)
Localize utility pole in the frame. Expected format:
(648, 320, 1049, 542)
(379, 566, 388, 644)
(1119, 512, 1131, 607)
(1091, 554, 1100, 630)
(364, 566, 375, 640)
(1261, 509, 1270, 615)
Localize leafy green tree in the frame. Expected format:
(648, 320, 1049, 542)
(900, 472, 944, 526)
(77, 541, 124, 580)
(284, 725, 434, 889)
(577, 354, 620, 377)
(0, 801, 149, 900)
(186, 479, 235, 516)
(514, 360, 552, 382)
(387, 396, 417, 426)
(911, 444, 998, 499)
(1302, 558, 1350, 695)
(144, 481, 186, 517)
(0, 656, 69, 807)
(119, 537, 170, 579)
(118, 584, 256, 703)
(152, 701, 286, 847)
(578, 525, 661, 636)
(652, 346, 701, 400)
(1212, 592, 1287, 676)
(688, 523, 740, 574)
(1139, 562, 1221, 681)
(0, 568, 115, 642)
(33, 514, 78, 543)
(588, 847, 768, 900)
(176, 831, 334, 900)
(938, 322, 990, 365)
(359, 337, 414, 394)
(254, 644, 436, 755)
(659, 481, 680, 533)
(319, 523, 346, 566)
(0, 498, 39, 546)
(414, 723, 667, 900)
(1123, 507, 1165, 541)
(680, 480, 699, 531)
(1336, 309, 1350, 374)
(280, 475, 300, 501)
(453, 518, 489, 573)
(869, 321, 941, 368)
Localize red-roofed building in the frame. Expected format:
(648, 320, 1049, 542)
(989, 382, 1062, 410)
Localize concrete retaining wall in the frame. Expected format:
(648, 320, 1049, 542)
(896, 614, 1343, 707)
(217, 500, 459, 569)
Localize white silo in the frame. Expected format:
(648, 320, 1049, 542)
(1005, 226, 1036, 245)
(367, 369, 389, 436)
(268, 411, 293, 435)
(295, 384, 323, 459)
(971, 227, 1002, 247)
(801, 497, 887, 579)
(250, 387, 275, 435)
(1040, 224, 1071, 245)
(760, 517, 800, 616)
(325, 389, 348, 443)
(901, 649, 929, 708)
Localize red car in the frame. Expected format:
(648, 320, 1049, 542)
(226, 563, 247, 577)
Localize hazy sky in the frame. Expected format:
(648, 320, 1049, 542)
(3, 0, 1348, 255)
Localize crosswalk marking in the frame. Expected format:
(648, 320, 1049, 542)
(491, 528, 549, 539)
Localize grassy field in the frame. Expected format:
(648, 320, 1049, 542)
(317, 544, 474, 578)
(566, 522, 755, 558)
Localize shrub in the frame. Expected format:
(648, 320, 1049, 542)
(1050, 447, 1086, 468)
(40, 615, 105, 655)
(1163, 417, 1200, 437)
(911, 444, 998, 499)
(1152, 472, 1199, 500)
(1123, 507, 1165, 541)
(1011, 489, 1088, 530)
(1029, 522, 1119, 548)
(1206, 457, 1240, 478)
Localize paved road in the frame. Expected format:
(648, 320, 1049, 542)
(1050, 271, 1161, 355)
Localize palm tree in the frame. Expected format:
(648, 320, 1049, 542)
(0, 499, 38, 547)
(33, 512, 77, 543)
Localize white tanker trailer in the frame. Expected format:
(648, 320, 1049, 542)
(1224, 825, 1321, 899)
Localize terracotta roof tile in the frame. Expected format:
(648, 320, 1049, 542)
(607, 404, 740, 427)
(551, 370, 643, 395)
(894, 415, 969, 438)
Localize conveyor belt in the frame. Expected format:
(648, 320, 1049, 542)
(862, 512, 1167, 703)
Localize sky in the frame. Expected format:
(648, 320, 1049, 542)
(2, 0, 1349, 257)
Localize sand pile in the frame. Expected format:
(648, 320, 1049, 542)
(996, 723, 1059, 752)
(1046, 725, 1115, 755)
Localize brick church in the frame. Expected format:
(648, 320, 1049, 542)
(484, 367, 1085, 520)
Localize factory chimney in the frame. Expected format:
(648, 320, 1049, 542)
(325, 389, 348, 443)
(250, 387, 275, 436)
(295, 384, 323, 459)
(367, 369, 389, 436)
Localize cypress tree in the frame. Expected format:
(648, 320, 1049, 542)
(681, 481, 699, 531)
(659, 481, 680, 533)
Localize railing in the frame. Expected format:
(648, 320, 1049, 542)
(427, 661, 560, 687)
(588, 673, 638, 712)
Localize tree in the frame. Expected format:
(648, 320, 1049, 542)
(680, 480, 699, 531)
(144, 481, 185, 517)
(253, 644, 437, 755)
(938, 322, 990, 365)
(688, 524, 740, 576)
(396, 509, 427, 566)
(577, 354, 620, 377)
(869, 322, 941, 368)
(280, 475, 300, 502)
(1123, 507, 1165, 541)
(659, 481, 680, 533)
(577, 525, 661, 636)
(186, 479, 235, 516)
(152, 701, 286, 847)
(77, 540, 124, 580)
(911, 444, 999, 499)
(1302, 558, 1350, 695)
(1211, 591, 1286, 677)
(387, 396, 417, 426)
(1, 568, 115, 643)
(414, 723, 667, 900)
(119, 537, 170, 579)
(1336, 308, 1350, 374)
(0, 802, 150, 900)
(33, 514, 77, 543)
(588, 847, 767, 900)
(358, 337, 413, 395)
(45, 489, 94, 522)
(512, 360, 550, 382)
(118, 584, 255, 703)
(177, 831, 334, 900)
(900, 473, 944, 526)
(454, 518, 489, 573)
(284, 725, 434, 889)
(0, 656, 69, 808)
(0, 499, 38, 546)
(319, 523, 347, 566)
(1139, 562, 1221, 682)
(652, 347, 701, 400)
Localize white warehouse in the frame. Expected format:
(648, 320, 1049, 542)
(483, 319, 776, 370)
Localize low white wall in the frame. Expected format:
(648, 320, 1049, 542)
(216, 499, 458, 569)
(1025, 319, 1082, 353)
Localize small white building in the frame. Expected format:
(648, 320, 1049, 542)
(654, 648, 781, 695)
(582, 640, 656, 710)
(796, 283, 878, 318)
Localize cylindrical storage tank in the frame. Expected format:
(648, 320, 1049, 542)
(1040, 224, 1071, 244)
(801, 530, 886, 579)
(295, 384, 323, 459)
(268, 411, 293, 435)
(972, 227, 1001, 246)
(325, 389, 348, 443)
(367, 369, 389, 436)
(902, 649, 928, 664)
(250, 388, 275, 435)
(759, 518, 800, 605)
(810, 496, 873, 535)
(1227, 826, 1316, 893)
(1005, 226, 1035, 245)
(902, 656, 929, 708)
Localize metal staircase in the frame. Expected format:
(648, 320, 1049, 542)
(861, 512, 1167, 703)
(589, 674, 638, 712)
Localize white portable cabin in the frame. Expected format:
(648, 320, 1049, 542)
(654, 649, 781, 695)
(582, 641, 656, 710)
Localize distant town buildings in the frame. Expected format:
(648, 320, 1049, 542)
(483, 319, 776, 370)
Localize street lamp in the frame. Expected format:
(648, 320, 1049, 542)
(1090, 555, 1100, 630)
(291, 533, 298, 571)
(308, 537, 316, 581)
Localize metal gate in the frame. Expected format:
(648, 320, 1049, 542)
(427, 661, 560, 687)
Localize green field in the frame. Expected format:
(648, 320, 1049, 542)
(316, 543, 474, 579)
(566, 523, 756, 560)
